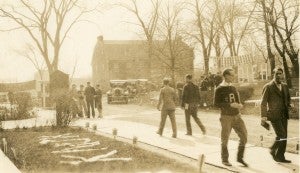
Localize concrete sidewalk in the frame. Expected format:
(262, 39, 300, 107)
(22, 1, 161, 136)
(0, 149, 21, 173)
(72, 118, 299, 173)
(0, 109, 298, 173)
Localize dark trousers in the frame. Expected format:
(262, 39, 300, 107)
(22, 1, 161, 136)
(95, 99, 102, 117)
(184, 104, 205, 134)
(270, 118, 288, 160)
(86, 98, 95, 117)
(220, 115, 247, 162)
(157, 109, 177, 136)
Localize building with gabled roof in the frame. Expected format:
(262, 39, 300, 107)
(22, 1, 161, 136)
(91, 35, 194, 90)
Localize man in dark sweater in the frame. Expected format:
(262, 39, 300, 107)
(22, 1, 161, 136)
(181, 74, 206, 136)
(84, 82, 95, 118)
(214, 69, 248, 167)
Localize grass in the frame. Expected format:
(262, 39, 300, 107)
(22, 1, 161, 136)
(0, 127, 197, 173)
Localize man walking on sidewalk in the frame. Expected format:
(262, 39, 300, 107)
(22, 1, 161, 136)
(156, 78, 177, 138)
(261, 67, 291, 163)
(85, 82, 96, 118)
(214, 68, 248, 167)
(181, 74, 206, 136)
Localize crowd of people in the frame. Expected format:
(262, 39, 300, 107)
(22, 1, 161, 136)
(156, 67, 292, 167)
(69, 82, 102, 118)
(66, 67, 292, 167)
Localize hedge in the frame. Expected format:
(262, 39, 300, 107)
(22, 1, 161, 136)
(236, 85, 255, 103)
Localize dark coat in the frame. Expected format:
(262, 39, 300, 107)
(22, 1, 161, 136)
(84, 86, 95, 100)
(181, 82, 201, 107)
(261, 80, 291, 121)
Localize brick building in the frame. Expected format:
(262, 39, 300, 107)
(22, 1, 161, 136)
(91, 36, 194, 90)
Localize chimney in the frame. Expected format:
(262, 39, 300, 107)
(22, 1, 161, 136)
(98, 35, 103, 42)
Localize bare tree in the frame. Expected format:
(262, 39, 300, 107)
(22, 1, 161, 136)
(184, 0, 218, 75)
(121, 0, 189, 84)
(14, 43, 45, 81)
(0, 0, 101, 76)
(255, 0, 276, 75)
(215, 0, 256, 56)
(119, 0, 161, 80)
(268, 0, 299, 80)
(14, 43, 48, 106)
(155, 1, 187, 84)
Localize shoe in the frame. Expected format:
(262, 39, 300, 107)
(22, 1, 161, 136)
(277, 159, 291, 163)
(270, 150, 278, 161)
(172, 134, 177, 138)
(185, 133, 192, 136)
(222, 161, 232, 166)
(202, 130, 206, 135)
(237, 159, 248, 167)
(156, 131, 162, 136)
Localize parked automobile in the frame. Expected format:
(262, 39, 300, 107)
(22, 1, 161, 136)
(107, 80, 129, 104)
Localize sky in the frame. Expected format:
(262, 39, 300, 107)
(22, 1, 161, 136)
(0, 0, 149, 82)
(0, 0, 298, 82)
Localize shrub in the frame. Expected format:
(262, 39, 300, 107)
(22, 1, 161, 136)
(55, 93, 73, 127)
(236, 86, 255, 103)
(14, 92, 33, 119)
(0, 92, 35, 121)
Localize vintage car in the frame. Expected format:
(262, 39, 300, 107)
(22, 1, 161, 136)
(125, 79, 138, 99)
(107, 80, 129, 104)
(125, 79, 151, 99)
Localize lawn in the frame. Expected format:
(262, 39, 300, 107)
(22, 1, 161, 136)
(0, 127, 197, 173)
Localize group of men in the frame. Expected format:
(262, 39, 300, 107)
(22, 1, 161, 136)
(156, 74, 206, 139)
(156, 67, 292, 167)
(69, 82, 103, 118)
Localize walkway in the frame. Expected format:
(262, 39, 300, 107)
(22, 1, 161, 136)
(0, 109, 299, 173)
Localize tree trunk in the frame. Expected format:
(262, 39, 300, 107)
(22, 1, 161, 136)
(204, 55, 209, 75)
(214, 34, 221, 73)
(261, 0, 275, 76)
(289, 54, 299, 78)
(148, 42, 153, 80)
(282, 55, 292, 88)
(268, 54, 275, 76)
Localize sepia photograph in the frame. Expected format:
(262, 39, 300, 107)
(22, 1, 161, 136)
(0, 0, 299, 172)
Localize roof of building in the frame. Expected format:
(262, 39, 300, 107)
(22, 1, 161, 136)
(102, 40, 146, 45)
(0, 80, 36, 92)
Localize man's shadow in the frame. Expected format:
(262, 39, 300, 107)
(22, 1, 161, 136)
(278, 163, 299, 173)
(167, 136, 197, 147)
